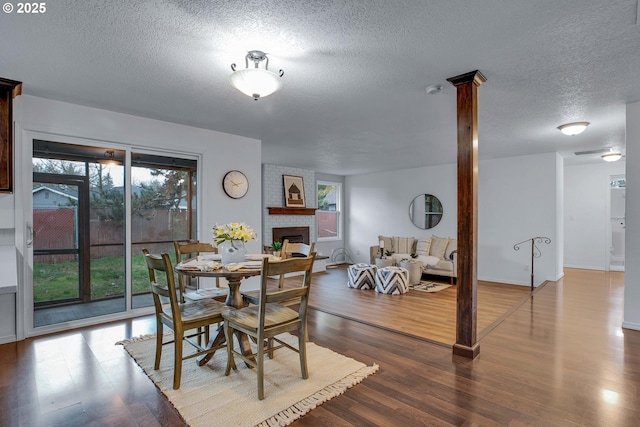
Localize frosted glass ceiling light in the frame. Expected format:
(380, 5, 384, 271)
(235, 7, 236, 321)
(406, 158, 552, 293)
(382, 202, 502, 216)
(601, 151, 622, 162)
(229, 50, 284, 100)
(557, 121, 590, 136)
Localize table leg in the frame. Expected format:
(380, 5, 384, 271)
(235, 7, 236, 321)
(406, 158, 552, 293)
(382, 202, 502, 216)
(197, 275, 255, 367)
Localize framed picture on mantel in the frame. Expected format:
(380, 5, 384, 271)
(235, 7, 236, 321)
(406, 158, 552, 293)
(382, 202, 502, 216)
(283, 175, 305, 207)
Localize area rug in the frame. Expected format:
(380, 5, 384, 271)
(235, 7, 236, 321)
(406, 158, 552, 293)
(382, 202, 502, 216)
(411, 281, 452, 293)
(117, 332, 378, 427)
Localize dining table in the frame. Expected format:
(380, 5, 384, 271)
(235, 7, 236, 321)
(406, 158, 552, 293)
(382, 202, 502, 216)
(174, 255, 268, 366)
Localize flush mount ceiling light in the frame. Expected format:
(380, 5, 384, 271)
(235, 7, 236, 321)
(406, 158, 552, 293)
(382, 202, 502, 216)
(425, 84, 443, 95)
(229, 50, 284, 100)
(557, 121, 590, 136)
(601, 151, 622, 162)
(96, 150, 121, 165)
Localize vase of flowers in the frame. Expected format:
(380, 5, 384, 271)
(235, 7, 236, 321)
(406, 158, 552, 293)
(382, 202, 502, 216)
(212, 222, 257, 264)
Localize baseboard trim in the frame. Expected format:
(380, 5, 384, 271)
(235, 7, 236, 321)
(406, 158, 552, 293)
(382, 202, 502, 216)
(622, 321, 640, 331)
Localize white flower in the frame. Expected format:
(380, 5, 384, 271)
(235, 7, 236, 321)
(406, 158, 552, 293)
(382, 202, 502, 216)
(212, 222, 257, 246)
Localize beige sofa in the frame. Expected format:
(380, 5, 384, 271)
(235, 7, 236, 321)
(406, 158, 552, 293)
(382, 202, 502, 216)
(369, 235, 457, 282)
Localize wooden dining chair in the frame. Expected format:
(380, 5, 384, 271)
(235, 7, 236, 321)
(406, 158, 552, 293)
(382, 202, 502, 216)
(223, 253, 316, 400)
(241, 239, 316, 306)
(174, 240, 224, 302)
(278, 240, 316, 289)
(143, 249, 227, 390)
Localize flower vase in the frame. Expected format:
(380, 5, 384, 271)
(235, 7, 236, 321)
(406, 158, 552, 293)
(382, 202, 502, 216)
(220, 240, 247, 264)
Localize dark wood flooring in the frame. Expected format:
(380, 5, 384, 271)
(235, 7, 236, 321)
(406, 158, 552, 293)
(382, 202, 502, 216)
(1, 268, 639, 426)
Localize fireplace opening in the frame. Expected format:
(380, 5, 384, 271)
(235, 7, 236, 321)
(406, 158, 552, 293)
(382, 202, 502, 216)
(272, 226, 310, 249)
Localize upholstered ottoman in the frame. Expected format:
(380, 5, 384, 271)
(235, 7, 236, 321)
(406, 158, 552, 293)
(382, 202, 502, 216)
(375, 266, 409, 295)
(347, 263, 377, 290)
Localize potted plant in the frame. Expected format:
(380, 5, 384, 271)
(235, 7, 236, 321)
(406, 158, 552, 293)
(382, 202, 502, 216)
(375, 249, 395, 268)
(399, 253, 423, 285)
(264, 241, 283, 257)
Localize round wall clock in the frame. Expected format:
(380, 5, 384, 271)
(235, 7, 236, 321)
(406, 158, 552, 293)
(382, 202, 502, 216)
(222, 170, 249, 199)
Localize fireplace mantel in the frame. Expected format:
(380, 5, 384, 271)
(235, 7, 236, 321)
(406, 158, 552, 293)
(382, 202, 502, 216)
(267, 207, 317, 215)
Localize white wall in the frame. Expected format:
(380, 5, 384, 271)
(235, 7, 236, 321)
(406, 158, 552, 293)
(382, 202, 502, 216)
(346, 153, 563, 286)
(346, 163, 457, 261)
(564, 161, 625, 270)
(478, 153, 562, 286)
(9, 95, 263, 339)
(624, 102, 640, 331)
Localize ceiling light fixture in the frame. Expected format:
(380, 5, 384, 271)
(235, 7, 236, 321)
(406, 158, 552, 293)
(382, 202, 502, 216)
(425, 84, 443, 95)
(557, 121, 590, 136)
(601, 151, 622, 162)
(229, 50, 284, 100)
(97, 150, 120, 165)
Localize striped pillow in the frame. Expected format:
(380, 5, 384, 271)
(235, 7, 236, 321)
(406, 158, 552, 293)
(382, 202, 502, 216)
(416, 237, 432, 256)
(392, 237, 415, 254)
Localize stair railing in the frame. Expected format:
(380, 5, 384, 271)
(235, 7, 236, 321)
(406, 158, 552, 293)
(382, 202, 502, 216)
(513, 237, 551, 291)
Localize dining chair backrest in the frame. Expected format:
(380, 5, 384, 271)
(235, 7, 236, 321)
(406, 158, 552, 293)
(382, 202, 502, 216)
(174, 240, 218, 263)
(259, 253, 316, 319)
(143, 249, 182, 324)
(223, 252, 316, 399)
(143, 248, 227, 390)
(275, 240, 315, 290)
(281, 239, 315, 259)
(174, 240, 220, 297)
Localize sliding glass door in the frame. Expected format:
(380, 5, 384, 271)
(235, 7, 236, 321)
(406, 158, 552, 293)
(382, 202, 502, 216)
(31, 140, 197, 327)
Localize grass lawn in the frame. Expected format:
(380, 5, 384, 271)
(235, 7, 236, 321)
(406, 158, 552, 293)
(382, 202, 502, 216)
(34, 255, 151, 303)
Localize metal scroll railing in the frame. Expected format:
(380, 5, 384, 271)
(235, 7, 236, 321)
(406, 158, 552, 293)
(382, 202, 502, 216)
(513, 237, 551, 291)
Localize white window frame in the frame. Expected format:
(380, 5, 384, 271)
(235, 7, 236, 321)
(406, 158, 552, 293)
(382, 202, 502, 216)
(317, 180, 342, 242)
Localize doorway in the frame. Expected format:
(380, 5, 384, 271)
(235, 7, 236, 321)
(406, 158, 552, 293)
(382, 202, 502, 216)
(32, 143, 126, 326)
(610, 175, 625, 272)
(30, 140, 199, 329)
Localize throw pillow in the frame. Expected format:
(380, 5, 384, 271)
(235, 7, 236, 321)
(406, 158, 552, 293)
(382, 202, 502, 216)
(392, 237, 415, 255)
(416, 237, 432, 256)
(429, 236, 449, 259)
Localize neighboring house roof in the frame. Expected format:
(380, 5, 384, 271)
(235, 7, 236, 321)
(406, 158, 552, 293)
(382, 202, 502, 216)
(32, 186, 78, 201)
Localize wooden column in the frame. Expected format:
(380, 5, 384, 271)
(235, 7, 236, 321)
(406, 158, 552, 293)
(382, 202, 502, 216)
(446, 70, 486, 359)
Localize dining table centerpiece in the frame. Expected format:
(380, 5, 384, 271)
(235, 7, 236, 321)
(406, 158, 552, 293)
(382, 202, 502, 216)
(212, 222, 257, 264)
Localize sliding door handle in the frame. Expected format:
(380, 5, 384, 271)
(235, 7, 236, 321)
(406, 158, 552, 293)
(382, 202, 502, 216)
(26, 222, 34, 248)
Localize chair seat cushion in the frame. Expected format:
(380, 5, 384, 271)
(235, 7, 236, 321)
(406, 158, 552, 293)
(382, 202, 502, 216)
(163, 298, 226, 322)
(224, 303, 299, 329)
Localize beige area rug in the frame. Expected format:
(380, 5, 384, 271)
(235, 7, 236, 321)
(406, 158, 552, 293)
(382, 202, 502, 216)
(411, 281, 452, 293)
(118, 332, 378, 427)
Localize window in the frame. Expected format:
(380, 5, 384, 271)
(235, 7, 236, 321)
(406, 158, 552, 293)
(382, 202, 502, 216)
(317, 181, 341, 240)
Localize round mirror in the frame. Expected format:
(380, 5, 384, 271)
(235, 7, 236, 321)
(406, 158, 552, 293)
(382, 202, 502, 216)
(409, 194, 443, 229)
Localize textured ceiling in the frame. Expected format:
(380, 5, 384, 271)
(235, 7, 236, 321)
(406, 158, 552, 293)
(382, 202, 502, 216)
(1, 0, 639, 174)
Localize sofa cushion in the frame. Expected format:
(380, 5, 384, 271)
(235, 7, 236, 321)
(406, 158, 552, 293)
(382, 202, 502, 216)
(428, 258, 454, 272)
(429, 236, 449, 259)
(416, 255, 439, 267)
(415, 237, 432, 256)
